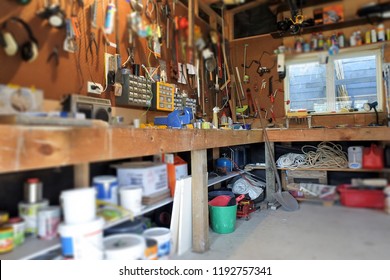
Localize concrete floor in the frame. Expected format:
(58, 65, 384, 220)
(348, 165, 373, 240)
(175, 203, 390, 260)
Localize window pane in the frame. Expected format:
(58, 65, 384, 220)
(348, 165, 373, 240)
(287, 62, 327, 111)
(333, 55, 377, 111)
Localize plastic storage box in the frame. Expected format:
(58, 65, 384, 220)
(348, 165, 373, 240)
(337, 184, 385, 209)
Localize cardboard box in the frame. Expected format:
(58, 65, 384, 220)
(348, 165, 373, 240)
(323, 4, 344, 24)
(114, 162, 168, 196)
(163, 154, 188, 197)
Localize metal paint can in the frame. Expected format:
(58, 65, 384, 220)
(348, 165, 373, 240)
(18, 199, 49, 237)
(0, 227, 13, 254)
(38, 206, 61, 240)
(24, 178, 43, 204)
(5, 217, 25, 247)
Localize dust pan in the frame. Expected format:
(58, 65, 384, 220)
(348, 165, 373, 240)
(209, 195, 231, 207)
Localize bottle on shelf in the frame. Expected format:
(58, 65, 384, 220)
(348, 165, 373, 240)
(365, 30, 371, 44)
(337, 32, 345, 48)
(311, 33, 318, 50)
(350, 32, 357, 47)
(318, 33, 324, 50)
(371, 28, 377, 43)
(377, 23, 385, 42)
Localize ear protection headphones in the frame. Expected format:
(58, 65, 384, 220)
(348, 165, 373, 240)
(0, 17, 39, 62)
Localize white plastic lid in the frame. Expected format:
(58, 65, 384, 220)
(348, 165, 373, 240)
(60, 187, 95, 198)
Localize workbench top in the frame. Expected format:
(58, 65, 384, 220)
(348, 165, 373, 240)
(0, 125, 388, 173)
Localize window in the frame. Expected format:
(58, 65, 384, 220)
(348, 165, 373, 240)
(285, 47, 383, 114)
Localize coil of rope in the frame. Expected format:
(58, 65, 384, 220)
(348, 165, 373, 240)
(276, 142, 348, 169)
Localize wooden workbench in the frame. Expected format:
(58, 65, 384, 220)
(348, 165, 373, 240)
(0, 125, 389, 254)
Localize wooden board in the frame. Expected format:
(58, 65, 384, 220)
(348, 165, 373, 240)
(191, 149, 209, 253)
(177, 176, 192, 256)
(0, 125, 264, 173)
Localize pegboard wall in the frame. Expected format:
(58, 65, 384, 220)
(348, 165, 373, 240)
(0, 0, 211, 112)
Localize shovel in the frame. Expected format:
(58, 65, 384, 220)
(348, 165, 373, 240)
(253, 99, 299, 211)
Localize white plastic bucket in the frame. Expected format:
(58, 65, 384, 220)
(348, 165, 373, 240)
(142, 227, 171, 258)
(104, 234, 146, 260)
(60, 188, 96, 225)
(119, 186, 143, 215)
(58, 217, 104, 260)
(93, 175, 119, 205)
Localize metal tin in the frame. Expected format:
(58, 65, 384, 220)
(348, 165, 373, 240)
(0, 227, 13, 254)
(24, 178, 43, 204)
(0, 211, 9, 224)
(6, 217, 25, 247)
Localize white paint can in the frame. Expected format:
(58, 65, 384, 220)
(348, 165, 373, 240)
(93, 175, 119, 205)
(104, 234, 146, 260)
(142, 227, 171, 258)
(60, 188, 96, 225)
(38, 206, 61, 240)
(119, 186, 143, 215)
(58, 217, 104, 260)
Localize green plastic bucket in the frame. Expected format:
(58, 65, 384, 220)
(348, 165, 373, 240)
(209, 204, 237, 234)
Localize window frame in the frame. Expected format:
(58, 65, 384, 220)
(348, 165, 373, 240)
(284, 45, 384, 114)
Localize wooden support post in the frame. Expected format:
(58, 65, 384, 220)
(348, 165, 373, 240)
(188, 0, 195, 63)
(212, 147, 221, 189)
(265, 141, 276, 201)
(191, 149, 209, 253)
(225, 10, 234, 42)
(74, 163, 90, 188)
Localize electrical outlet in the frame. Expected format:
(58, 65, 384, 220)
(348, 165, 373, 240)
(87, 81, 103, 94)
(105, 53, 115, 86)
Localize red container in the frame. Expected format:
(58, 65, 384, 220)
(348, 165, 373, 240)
(337, 184, 385, 209)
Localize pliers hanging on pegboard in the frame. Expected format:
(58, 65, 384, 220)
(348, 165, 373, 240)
(86, 32, 98, 62)
(47, 46, 59, 66)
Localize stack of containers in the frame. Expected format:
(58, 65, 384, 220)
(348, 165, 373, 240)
(18, 178, 48, 237)
(58, 188, 104, 260)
